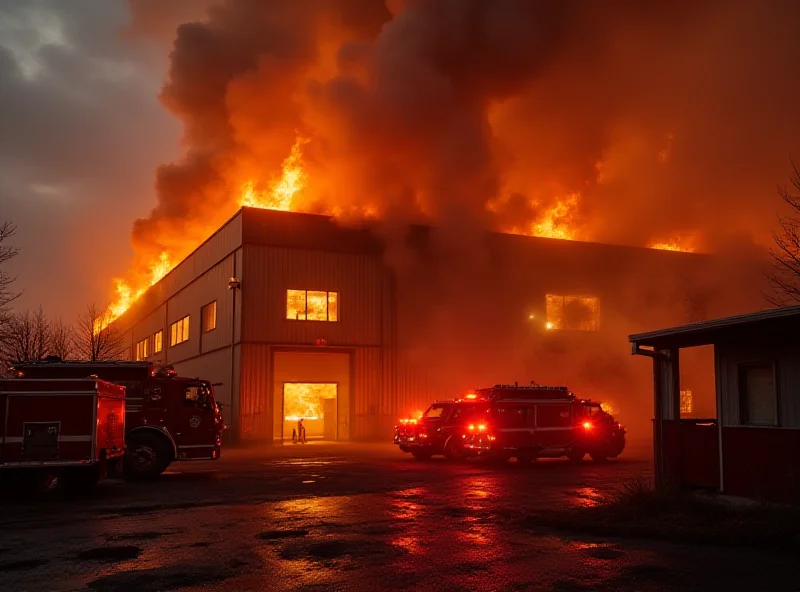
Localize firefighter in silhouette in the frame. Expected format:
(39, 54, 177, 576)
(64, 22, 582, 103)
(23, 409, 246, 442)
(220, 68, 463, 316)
(297, 418, 306, 443)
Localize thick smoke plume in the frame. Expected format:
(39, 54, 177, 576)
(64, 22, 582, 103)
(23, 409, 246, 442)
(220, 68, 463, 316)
(127, 0, 800, 277)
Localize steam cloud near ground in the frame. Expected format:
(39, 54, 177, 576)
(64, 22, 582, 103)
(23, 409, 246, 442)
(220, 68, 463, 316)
(126, 0, 789, 435)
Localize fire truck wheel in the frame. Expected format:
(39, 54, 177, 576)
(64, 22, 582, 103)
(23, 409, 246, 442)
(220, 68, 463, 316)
(567, 448, 585, 462)
(125, 433, 170, 479)
(444, 438, 466, 462)
(411, 450, 432, 461)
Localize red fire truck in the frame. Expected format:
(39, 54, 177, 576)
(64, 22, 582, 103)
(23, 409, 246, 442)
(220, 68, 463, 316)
(393, 396, 488, 460)
(10, 360, 224, 479)
(463, 383, 626, 463)
(0, 377, 126, 491)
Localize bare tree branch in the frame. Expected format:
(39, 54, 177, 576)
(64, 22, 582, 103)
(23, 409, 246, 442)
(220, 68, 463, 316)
(72, 304, 126, 361)
(0, 222, 20, 327)
(0, 307, 51, 366)
(49, 318, 74, 360)
(767, 159, 800, 306)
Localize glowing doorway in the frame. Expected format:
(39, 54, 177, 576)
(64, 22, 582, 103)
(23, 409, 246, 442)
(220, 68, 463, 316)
(282, 383, 338, 441)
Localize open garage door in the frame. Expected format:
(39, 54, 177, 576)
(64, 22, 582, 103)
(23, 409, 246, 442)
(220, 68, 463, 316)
(272, 351, 350, 442)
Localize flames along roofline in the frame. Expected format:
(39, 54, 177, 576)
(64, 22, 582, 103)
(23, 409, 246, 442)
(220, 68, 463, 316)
(112, 206, 712, 328)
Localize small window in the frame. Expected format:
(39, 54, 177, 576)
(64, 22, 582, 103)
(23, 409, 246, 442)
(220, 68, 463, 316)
(184, 385, 205, 407)
(202, 301, 217, 333)
(135, 338, 149, 361)
(680, 390, 693, 415)
(286, 289, 339, 322)
(170, 315, 190, 346)
(545, 294, 600, 331)
(423, 405, 446, 419)
(153, 330, 163, 354)
(739, 363, 777, 426)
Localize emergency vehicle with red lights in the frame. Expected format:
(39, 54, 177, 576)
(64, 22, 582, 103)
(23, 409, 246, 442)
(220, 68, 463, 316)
(10, 359, 224, 479)
(393, 395, 489, 461)
(462, 383, 626, 463)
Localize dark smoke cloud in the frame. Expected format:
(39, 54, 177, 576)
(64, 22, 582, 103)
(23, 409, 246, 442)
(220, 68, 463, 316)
(126, 0, 800, 276)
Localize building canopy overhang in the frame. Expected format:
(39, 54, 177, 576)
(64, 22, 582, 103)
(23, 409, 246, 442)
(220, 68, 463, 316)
(628, 305, 800, 351)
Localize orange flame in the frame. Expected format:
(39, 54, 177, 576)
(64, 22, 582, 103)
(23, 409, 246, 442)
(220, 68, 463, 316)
(102, 138, 310, 328)
(239, 136, 309, 210)
(531, 193, 579, 240)
(648, 235, 697, 253)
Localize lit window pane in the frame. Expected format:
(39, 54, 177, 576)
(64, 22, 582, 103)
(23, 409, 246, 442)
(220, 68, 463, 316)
(286, 290, 307, 320)
(327, 292, 338, 322)
(545, 294, 600, 331)
(680, 390, 693, 415)
(306, 291, 328, 321)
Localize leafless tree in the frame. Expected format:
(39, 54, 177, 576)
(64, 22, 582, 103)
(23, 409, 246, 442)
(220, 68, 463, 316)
(72, 303, 126, 361)
(0, 222, 20, 328)
(49, 318, 74, 360)
(768, 161, 800, 305)
(0, 307, 51, 365)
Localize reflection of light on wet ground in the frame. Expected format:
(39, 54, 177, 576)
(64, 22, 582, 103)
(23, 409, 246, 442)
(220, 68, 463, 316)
(454, 475, 503, 557)
(571, 487, 606, 507)
(388, 488, 426, 554)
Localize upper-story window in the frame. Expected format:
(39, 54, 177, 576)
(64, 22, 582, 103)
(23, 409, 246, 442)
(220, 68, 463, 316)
(170, 315, 190, 346)
(202, 301, 217, 333)
(545, 294, 600, 331)
(286, 290, 339, 322)
(153, 330, 163, 354)
(135, 338, 149, 361)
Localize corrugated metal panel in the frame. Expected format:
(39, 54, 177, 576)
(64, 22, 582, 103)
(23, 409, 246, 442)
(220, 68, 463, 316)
(239, 343, 271, 441)
(352, 347, 382, 440)
(166, 254, 235, 364)
(242, 245, 386, 347)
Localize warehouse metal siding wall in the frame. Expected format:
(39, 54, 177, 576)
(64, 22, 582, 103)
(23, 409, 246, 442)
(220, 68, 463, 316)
(241, 245, 387, 347)
(239, 343, 272, 441)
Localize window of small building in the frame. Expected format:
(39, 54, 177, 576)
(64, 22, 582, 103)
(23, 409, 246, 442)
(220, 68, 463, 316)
(738, 363, 777, 426)
(545, 294, 600, 331)
(680, 390, 693, 415)
(286, 289, 339, 322)
(153, 330, 163, 354)
(202, 301, 217, 333)
(135, 338, 149, 361)
(170, 315, 190, 346)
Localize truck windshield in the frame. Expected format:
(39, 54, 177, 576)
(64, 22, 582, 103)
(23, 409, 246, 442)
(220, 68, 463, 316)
(423, 405, 447, 419)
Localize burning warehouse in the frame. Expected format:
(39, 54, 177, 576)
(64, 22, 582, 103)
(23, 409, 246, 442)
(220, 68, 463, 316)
(110, 207, 766, 444)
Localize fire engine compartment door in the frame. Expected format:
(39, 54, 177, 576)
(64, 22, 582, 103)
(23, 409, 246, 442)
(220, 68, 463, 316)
(534, 402, 574, 447)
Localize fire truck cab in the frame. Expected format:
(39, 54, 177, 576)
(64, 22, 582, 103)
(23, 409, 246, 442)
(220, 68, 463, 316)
(463, 383, 626, 464)
(10, 360, 225, 479)
(393, 397, 489, 461)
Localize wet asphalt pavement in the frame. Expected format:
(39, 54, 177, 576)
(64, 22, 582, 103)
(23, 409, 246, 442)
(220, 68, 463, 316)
(0, 441, 797, 592)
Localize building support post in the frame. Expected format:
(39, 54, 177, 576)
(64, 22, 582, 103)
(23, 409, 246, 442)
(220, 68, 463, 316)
(656, 347, 681, 495)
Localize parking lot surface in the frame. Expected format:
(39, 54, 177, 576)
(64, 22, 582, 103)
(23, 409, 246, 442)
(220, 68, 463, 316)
(0, 441, 795, 591)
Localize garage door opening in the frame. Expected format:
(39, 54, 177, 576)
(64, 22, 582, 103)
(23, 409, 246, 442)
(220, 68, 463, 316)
(282, 383, 338, 441)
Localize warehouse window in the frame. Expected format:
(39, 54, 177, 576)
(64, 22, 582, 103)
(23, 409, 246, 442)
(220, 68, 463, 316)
(135, 338, 149, 361)
(170, 315, 190, 346)
(153, 330, 163, 354)
(738, 363, 777, 426)
(286, 290, 339, 322)
(202, 301, 217, 333)
(545, 294, 600, 331)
